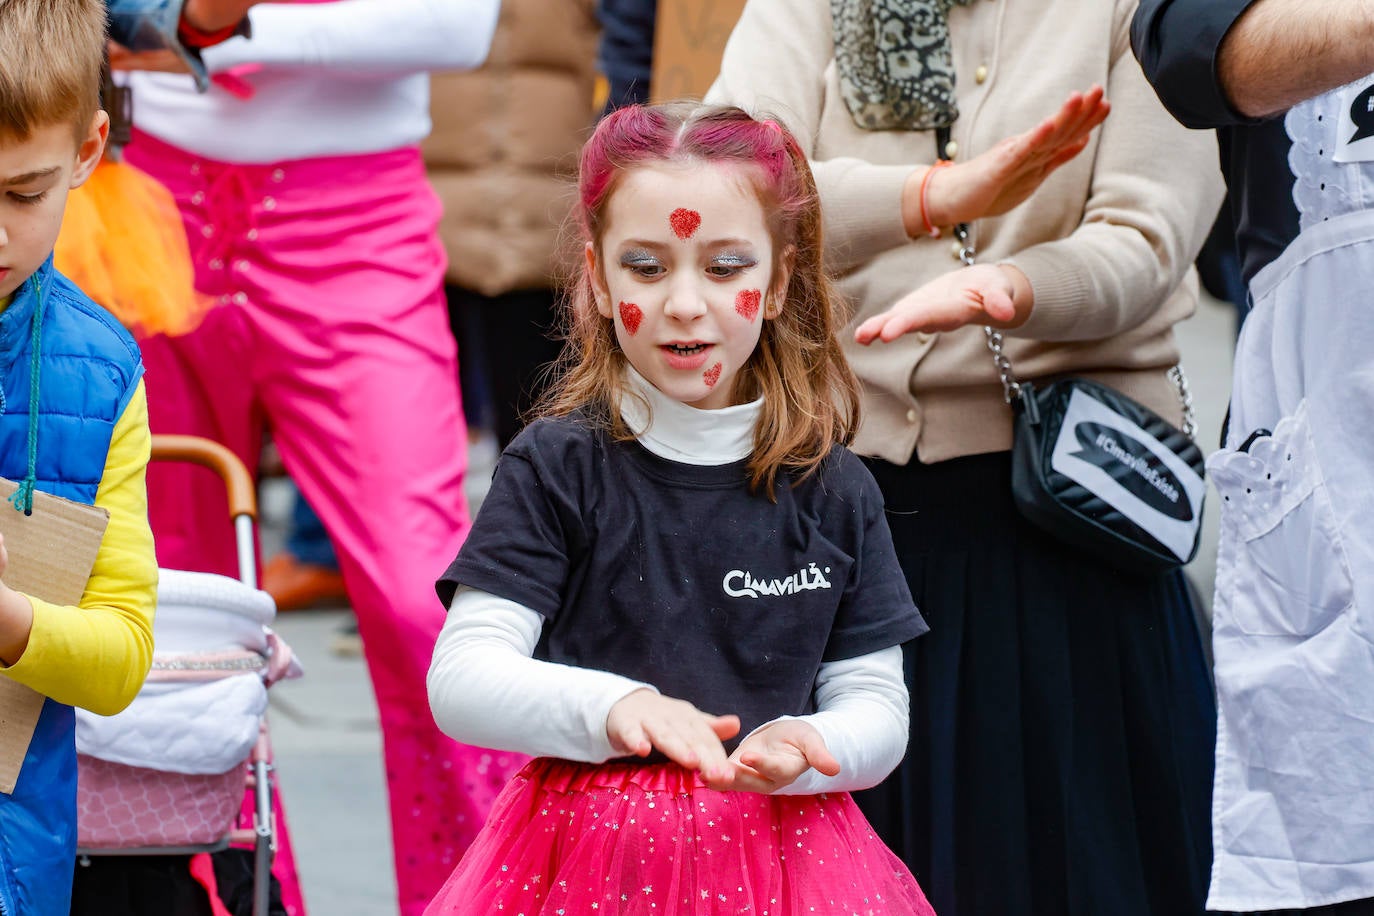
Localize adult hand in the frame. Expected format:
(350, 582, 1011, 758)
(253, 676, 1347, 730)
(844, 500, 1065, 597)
(905, 86, 1110, 235)
(717, 720, 840, 794)
(606, 688, 741, 784)
(107, 41, 190, 73)
(181, 0, 258, 33)
(854, 263, 1028, 344)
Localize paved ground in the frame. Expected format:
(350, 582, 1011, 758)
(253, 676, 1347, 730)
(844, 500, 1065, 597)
(263, 291, 1238, 916)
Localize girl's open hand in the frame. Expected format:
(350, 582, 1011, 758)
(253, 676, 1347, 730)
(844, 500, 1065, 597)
(910, 86, 1109, 233)
(855, 264, 1023, 344)
(606, 689, 741, 784)
(719, 720, 840, 794)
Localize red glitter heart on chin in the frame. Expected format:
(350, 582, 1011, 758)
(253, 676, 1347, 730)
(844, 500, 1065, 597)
(735, 289, 762, 321)
(703, 362, 723, 387)
(669, 208, 702, 240)
(618, 301, 643, 335)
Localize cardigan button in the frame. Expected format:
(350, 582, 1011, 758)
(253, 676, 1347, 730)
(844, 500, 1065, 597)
(944, 140, 960, 159)
(975, 65, 989, 85)
(906, 409, 918, 424)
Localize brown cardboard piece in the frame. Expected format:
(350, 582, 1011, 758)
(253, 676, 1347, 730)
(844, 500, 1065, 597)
(0, 479, 109, 794)
(650, 0, 748, 103)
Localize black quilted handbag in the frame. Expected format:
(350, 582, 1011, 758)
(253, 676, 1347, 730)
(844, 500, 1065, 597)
(1007, 375, 1205, 574)
(953, 225, 1206, 575)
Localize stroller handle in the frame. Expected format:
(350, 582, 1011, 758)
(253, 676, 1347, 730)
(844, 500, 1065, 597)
(149, 435, 259, 589)
(150, 435, 257, 523)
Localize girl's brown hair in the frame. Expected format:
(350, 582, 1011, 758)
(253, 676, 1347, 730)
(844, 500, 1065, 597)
(537, 103, 861, 495)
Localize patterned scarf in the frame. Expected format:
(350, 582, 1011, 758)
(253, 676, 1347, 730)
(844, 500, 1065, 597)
(831, 0, 975, 131)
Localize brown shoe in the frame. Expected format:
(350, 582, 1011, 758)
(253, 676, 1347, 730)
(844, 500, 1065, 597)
(261, 552, 348, 611)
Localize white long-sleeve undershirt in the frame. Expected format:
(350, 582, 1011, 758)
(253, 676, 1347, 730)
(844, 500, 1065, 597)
(129, 0, 500, 163)
(426, 373, 912, 794)
(428, 589, 909, 794)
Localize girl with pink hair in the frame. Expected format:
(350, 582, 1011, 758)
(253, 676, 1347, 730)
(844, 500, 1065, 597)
(424, 103, 936, 915)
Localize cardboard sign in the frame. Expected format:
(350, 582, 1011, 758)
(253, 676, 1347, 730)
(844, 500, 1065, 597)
(650, 0, 748, 103)
(0, 479, 109, 793)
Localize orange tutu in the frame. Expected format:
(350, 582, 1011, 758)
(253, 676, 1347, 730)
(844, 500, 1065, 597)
(55, 157, 211, 337)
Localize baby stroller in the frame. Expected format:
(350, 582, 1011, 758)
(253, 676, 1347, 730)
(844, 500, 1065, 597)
(73, 435, 302, 916)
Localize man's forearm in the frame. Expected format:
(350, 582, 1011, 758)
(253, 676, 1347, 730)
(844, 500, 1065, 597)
(1220, 0, 1374, 118)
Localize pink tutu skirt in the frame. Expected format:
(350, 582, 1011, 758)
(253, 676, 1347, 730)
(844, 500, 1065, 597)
(424, 757, 936, 915)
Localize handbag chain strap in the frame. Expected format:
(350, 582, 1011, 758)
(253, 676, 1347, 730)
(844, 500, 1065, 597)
(952, 222, 1198, 439)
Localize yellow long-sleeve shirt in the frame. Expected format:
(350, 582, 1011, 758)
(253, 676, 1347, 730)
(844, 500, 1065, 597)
(1, 380, 158, 715)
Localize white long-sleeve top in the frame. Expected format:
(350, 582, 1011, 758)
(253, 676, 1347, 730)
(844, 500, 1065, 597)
(128, 0, 500, 163)
(428, 373, 912, 795)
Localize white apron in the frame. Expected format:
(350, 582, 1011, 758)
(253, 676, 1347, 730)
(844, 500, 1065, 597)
(1206, 81, 1374, 911)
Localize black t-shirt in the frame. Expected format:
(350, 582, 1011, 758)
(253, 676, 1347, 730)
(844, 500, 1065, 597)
(437, 415, 928, 747)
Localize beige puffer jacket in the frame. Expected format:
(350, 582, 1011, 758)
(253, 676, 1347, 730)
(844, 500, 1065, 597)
(424, 0, 600, 295)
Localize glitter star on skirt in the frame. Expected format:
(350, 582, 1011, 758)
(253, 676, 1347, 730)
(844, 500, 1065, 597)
(424, 757, 937, 915)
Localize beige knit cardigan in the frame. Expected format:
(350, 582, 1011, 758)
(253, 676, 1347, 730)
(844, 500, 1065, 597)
(708, 0, 1224, 464)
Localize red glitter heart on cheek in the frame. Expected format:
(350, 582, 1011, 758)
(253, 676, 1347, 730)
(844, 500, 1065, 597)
(735, 289, 762, 321)
(618, 301, 643, 335)
(703, 362, 723, 387)
(669, 208, 702, 240)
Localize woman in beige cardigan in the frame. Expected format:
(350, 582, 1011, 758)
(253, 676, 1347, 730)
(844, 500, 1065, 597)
(708, 1, 1223, 913)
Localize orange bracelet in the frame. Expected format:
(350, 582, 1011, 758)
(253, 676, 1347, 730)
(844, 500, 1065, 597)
(919, 159, 954, 239)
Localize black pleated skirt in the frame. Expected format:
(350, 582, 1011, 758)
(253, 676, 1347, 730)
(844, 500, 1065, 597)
(854, 452, 1216, 916)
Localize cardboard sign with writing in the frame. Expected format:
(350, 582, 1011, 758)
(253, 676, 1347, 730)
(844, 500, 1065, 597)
(650, 0, 748, 103)
(0, 479, 109, 793)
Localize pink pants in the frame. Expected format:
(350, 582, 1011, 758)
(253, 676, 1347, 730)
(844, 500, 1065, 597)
(126, 131, 525, 916)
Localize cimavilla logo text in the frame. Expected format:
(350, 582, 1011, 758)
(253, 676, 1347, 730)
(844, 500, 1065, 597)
(723, 563, 832, 599)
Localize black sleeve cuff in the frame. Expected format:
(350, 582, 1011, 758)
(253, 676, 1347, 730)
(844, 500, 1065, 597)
(1131, 0, 1270, 129)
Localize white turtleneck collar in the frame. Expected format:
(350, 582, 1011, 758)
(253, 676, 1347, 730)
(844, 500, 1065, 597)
(618, 366, 761, 466)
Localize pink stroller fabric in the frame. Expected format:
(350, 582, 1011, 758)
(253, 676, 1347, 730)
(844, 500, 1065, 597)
(78, 757, 246, 849)
(75, 565, 303, 916)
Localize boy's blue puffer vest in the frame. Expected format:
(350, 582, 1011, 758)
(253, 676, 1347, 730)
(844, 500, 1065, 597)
(0, 258, 144, 916)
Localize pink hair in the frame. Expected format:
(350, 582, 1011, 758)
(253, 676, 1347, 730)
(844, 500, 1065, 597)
(541, 103, 860, 495)
(577, 104, 808, 250)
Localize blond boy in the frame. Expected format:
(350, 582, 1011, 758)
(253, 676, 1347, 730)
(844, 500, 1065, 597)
(0, 2, 158, 912)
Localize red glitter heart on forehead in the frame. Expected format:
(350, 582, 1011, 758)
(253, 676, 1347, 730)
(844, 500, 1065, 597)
(618, 301, 643, 335)
(703, 362, 723, 387)
(735, 289, 762, 321)
(669, 208, 702, 240)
